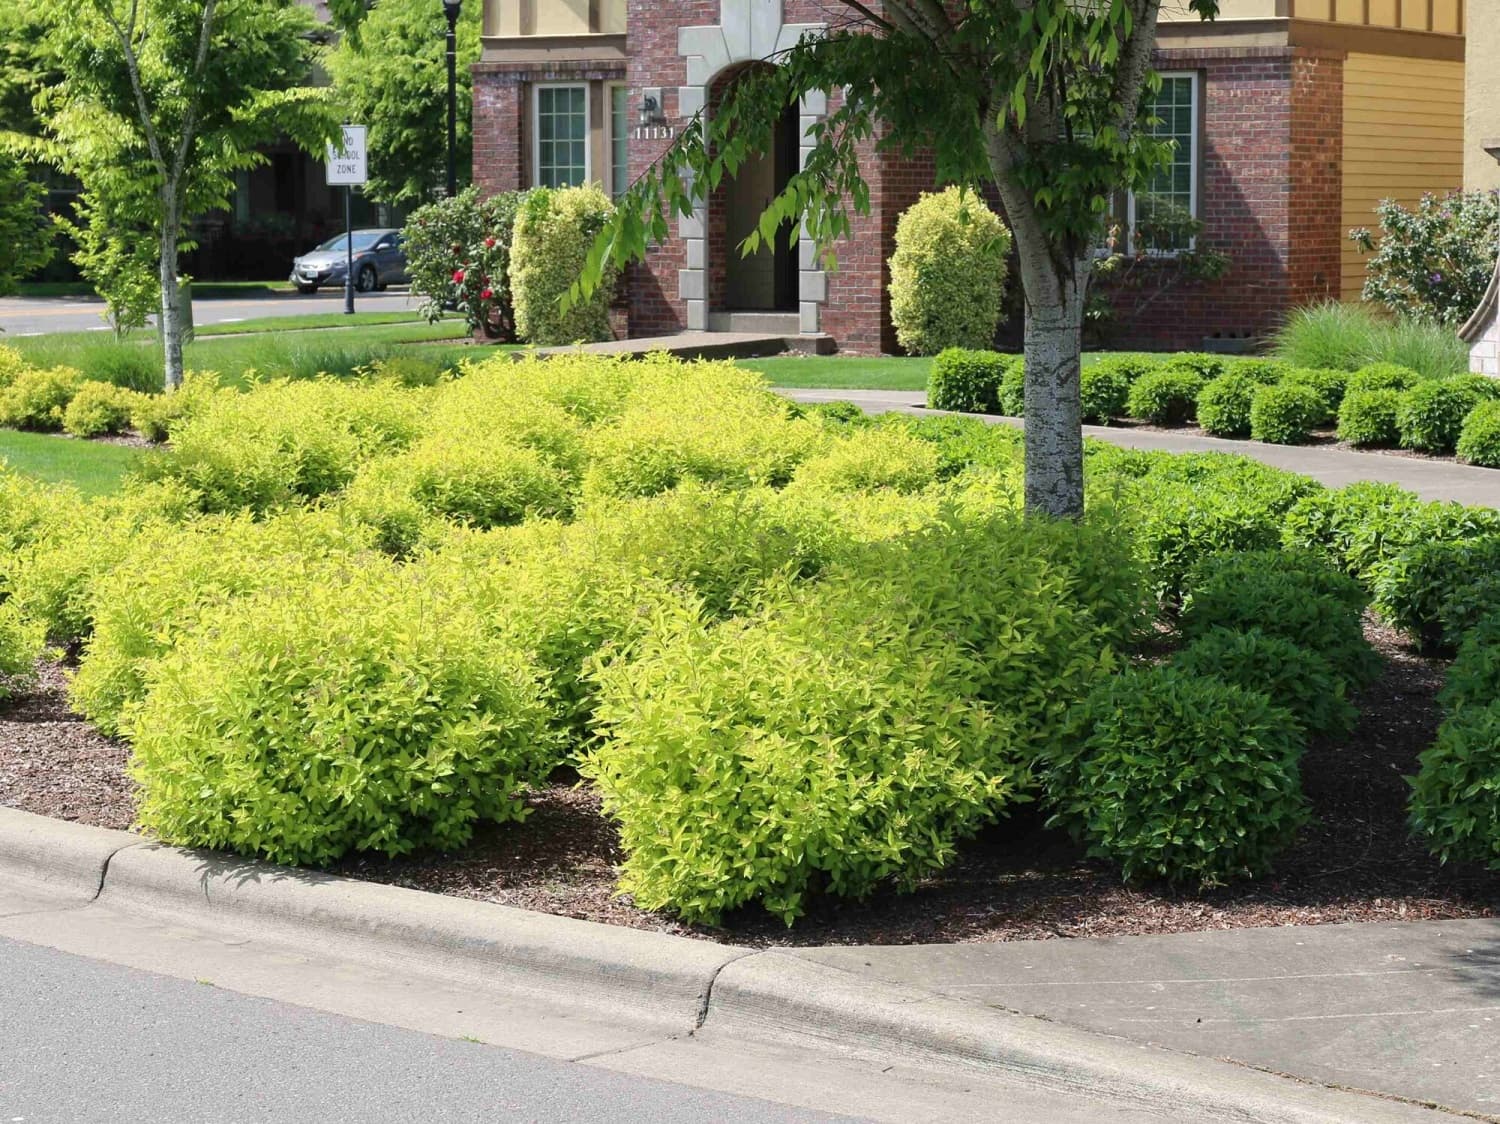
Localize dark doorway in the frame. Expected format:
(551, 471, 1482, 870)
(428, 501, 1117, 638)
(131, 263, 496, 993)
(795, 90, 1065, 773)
(722, 99, 799, 311)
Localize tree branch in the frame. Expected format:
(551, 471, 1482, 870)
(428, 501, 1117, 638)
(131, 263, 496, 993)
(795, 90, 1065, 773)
(89, 0, 166, 177)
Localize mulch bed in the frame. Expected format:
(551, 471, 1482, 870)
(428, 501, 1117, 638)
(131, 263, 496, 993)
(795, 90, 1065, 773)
(3, 620, 1495, 947)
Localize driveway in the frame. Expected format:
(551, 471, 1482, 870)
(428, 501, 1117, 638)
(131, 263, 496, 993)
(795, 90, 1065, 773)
(0, 288, 417, 337)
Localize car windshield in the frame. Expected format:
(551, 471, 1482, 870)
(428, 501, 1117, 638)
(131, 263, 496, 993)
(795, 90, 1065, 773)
(315, 231, 385, 253)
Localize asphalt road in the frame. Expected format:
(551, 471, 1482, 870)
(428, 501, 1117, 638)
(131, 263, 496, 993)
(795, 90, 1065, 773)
(0, 288, 417, 337)
(0, 936, 852, 1124)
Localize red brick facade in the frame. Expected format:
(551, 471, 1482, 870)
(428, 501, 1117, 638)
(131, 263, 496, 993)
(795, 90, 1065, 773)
(472, 25, 1347, 353)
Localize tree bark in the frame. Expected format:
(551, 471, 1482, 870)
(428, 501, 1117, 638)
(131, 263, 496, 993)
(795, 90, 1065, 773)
(1020, 260, 1087, 519)
(158, 197, 184, 392)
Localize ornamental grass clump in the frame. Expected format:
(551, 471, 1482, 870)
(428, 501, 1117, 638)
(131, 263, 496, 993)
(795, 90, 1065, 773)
(1044, 666, 1309, 887)
(926, 348, 1007, 413)
(889, 188, 1010, 355)
(1249, 382, 1324, 445)
(1125, 367, 1204, 425)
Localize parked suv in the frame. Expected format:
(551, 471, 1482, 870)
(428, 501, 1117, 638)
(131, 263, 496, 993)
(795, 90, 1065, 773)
(290, 229, 408, 294)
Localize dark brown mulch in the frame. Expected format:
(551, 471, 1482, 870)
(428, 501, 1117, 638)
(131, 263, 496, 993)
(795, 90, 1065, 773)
(3, 624, 1496, 947)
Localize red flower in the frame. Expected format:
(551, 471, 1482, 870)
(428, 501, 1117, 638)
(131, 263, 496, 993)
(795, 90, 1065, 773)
(483, 237, 496, 249)
(480, 288, 493, 300)
(452, 269, 466, 283)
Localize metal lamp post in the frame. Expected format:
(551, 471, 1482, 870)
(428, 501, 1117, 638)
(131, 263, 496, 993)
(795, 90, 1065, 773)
(443, 0, 462, 198)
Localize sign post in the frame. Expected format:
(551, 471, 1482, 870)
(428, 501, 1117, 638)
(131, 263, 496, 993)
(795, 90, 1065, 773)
(325, 125, 369, 316)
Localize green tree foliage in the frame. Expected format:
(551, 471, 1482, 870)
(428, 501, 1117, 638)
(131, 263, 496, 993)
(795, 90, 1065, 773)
(325, 0, 481, 206)
(574, 0, 1220, 518)
(0, 158, 52, 295)
(1350, 190, 1499, 326)
(22, 0, 336, 389)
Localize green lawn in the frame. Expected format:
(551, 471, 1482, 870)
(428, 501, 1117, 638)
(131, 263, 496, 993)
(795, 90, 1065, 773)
(740, 352, 1177, 391)
(0, 430, 142, 496)
(17, 280, 295, 299)
(194, 310, 441, 336)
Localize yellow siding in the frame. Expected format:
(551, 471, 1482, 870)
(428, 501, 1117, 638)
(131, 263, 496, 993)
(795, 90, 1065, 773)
(1293, 0, 1462, 31)
(1342, 53, 1465, 300)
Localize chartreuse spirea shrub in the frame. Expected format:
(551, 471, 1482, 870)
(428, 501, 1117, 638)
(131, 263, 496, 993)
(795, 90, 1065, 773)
(0, 366, 86, 431)
(127, 568, 559, 865)
(510, 184, 617, 346)
(1337, 388, 1403, 448)
(1457, 400, 1500, 467)
(62, 380, 145, 438)
(130, 370, 224, 444)
(1171, 627, 1358, 738)
(1250, 382, 1324, 445)
(1195, 374, 1257, 438)
(1346, 362, 1425, 396)
(926, 348, 1007, 413)
(0, 601, 45, 702)
(889, 187, 1010, 355)
(891, 412, 1023, 479)
(1126, 367, 1204, 425)
(1181, 550, 1380, 688)
(1396, 380, 1480, 455)
(1371, 535, 1500, 651)
(1408, 700, 1500, 872)
(0, 345, 27, 389)
(791, 426, 940, 494)
(1043, 666, 1309, 887)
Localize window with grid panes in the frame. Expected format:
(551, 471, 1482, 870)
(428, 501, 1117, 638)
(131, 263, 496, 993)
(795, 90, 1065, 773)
(536, 85, 588, 188)
(610, 86, 630, 198)
(1130, 74, 1199, 253)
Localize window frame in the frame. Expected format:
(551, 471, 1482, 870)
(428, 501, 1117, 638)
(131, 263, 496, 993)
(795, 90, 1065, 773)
(1125, 70, 1201, 257)
(605, 81, 630, 199)
(532, 82, 592, 189)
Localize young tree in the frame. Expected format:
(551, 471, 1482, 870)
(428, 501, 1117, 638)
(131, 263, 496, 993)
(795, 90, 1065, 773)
(325, 0, 482, 207)
(0, 158, 53, 296)
(579, 0, 1217, 517)
(28, 0, 336, 390)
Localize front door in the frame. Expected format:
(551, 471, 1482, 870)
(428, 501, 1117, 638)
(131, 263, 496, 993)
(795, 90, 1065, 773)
(723, 100, 799, 312)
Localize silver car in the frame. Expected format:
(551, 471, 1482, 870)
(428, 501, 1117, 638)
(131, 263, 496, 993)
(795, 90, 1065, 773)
(290, 228, 408, 294)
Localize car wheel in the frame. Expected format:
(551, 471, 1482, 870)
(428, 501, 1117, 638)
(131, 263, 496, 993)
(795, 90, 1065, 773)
(355, 264, 377, 293)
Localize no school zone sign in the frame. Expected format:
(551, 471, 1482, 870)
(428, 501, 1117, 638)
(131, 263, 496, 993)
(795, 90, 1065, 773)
(327, 126, 368, 186)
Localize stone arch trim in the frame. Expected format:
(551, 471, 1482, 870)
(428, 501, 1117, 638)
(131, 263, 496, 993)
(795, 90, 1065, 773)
(677, 1, 826, 333)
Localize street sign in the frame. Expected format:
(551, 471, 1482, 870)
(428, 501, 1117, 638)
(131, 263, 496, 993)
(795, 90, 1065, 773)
(326, 125, 368, 186)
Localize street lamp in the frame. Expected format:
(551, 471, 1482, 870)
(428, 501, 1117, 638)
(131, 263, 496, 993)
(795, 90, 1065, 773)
(443, 0, 462, 198)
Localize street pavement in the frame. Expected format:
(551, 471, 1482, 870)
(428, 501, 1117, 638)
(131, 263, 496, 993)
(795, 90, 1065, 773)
(780, 387, 1500, 506)
(0, 288, 416, 337)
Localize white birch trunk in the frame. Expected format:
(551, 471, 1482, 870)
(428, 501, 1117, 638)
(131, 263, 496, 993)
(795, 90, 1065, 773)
(158, 201, 184, 392)
(1020, 261, 1088, 519)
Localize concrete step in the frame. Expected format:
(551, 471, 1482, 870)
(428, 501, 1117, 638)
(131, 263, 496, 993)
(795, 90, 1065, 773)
(708, 311, 802, 335)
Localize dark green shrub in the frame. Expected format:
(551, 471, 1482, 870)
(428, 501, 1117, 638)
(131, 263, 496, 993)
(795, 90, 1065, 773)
(1079, 361, 1131, 423)
(1225, 357, 1292, 385)
(1371, 535, 1500, 650)
(1181, 556, 1380, 688)
(888, 413, 1021, 477)
(1250, 382, 1324, 445)
(1280, 367, 1348, 422)
(1195, 374, 1257, 438)
(1184, 547, 1368, 613)
(1171, 626, 1358, 738)
(1346, 363, 1425, 396)
(1089, 353, 1159, 383)
(1437, 621, 1500, 714)
(998, 357, 1026, 416)
(1126, 367, 1204, 425)
(1160, 352, 1227, 379)
(1396, 380, 1479, 454)
(1446, 374, 1500, 403)
(927, 348, 1008, 413)
(1457, 400, 1500, 467)
(804, 400, 871, 428)
(128, 570, 559, 866)
(1336, 388, 1401, 447)
(1044, 666, 1309, 887)
(1436, 574, 1500, 650)
(1409, 699, 1500, 871)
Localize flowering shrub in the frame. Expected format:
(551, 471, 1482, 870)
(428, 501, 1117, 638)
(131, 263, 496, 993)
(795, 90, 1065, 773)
(1350, 190, 1499, 325)
(401, 187, 529, 340)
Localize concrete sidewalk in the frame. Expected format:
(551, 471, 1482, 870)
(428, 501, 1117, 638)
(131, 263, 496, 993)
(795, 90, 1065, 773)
(798, 919, 1500, 1119)
(779, 388, 1500, 507)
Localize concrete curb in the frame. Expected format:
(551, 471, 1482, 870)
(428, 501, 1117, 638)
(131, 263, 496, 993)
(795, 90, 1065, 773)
(0, 808, 1454, 1120)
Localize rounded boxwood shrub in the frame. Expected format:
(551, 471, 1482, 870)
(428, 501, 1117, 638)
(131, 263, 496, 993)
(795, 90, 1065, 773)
(1279, 367, 1348, 423)
(927, 348, 1007, 413)
(0, 366, 86, 431)
(1195, 373, 1257, 438)
(998, 357, 1026, 416)
(1044, 666, 1309, 887)
(1336, 388, 1401, 447)
(1456, 399, 1500, 467)
(127, 571, 559, 866)
(1080, 361, 1131, 424)
(1171, 626, 1357, 738)
(62, 381, 144, 438)
(1225, 357, 1293, 385)
(1126, 367, 1204, 425)
(510, 184, 617, 346)
(1160, 352, 1227, 380)
(1346, 362, 1425, 396)
(1396, 380, 1478, 454)
(890, 187, 1011, 355)
(1250, 382, 1324, 445)
(1409, 699, 1500, 871)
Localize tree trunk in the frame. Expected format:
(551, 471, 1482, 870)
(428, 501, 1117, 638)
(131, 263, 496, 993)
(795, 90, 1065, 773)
(1020, 259, 1088, 519)
(158, 205, 184, 393)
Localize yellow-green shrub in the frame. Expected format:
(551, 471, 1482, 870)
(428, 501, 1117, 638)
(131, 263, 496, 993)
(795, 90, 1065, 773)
(460, 352, 640, 426)
(889, 187, 1011, 355)
(790, 426, 941, 494)
(62, 381, 145, 438)
(130, 371, 225, 443)
(0, 366, 86, 431)
(127, 567, 558, 865)
(0, 345, 28, 389)
(510, 185, 617, 345)
(0, 601, 44, 701)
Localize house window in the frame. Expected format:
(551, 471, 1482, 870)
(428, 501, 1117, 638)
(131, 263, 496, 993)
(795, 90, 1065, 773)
(1128, 73, 1200, 253)
(609, 85, 630, 198)
(534, 84, 589, 188)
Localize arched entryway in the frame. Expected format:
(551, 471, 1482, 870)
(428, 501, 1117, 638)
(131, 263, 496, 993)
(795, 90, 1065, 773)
(708, 67, 800, 317)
